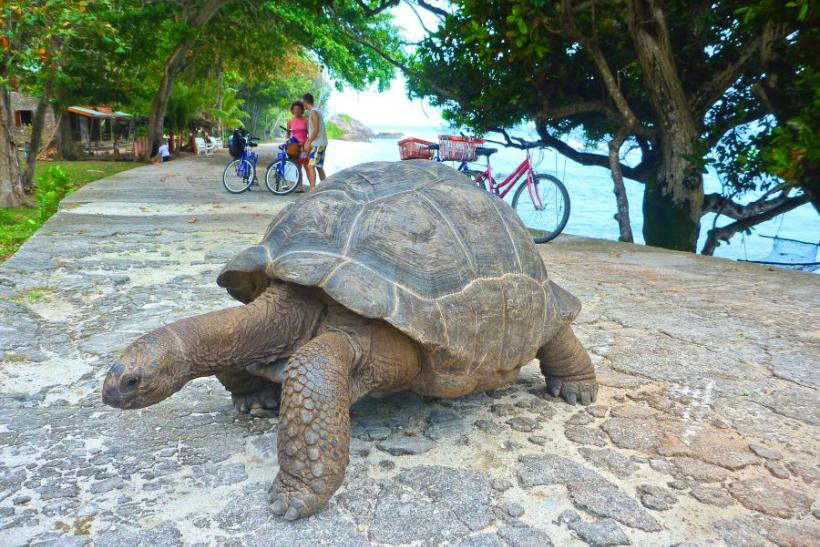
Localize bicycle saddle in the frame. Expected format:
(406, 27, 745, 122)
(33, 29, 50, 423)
(475, 147, 497, 157)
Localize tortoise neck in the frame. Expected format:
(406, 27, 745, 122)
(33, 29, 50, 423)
(169, 283, 325, 377)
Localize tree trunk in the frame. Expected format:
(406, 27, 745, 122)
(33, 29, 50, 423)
(142, 0, 228, 162)
(142, 40, 194, 162)
(21, 76, 56, 192)
(54, 111, 81, 160)
(0, 87, 28, 207)
(629, 0, 703, 252)
(608, 131, 634, 242)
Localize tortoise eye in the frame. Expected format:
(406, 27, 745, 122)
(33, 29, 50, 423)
(123, 375, 140, 389)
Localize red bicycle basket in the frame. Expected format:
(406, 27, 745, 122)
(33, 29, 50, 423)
(398, 137, 435, 160)
(438, 135, 485, 162)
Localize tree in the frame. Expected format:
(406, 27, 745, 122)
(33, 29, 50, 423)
(403, 0, 815, 253)
(1, 0, 117, 205)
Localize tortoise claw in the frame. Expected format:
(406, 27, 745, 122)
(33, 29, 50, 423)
(545, 376, 598, 406)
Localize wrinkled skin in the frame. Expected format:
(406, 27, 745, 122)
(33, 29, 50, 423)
(102, 282, 596, 519)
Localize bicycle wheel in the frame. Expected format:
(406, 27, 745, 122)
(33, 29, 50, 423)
(464, 169, 487, 191)
(265, 158, 301, 195)
(511, 174, 570, 244)
(223, 159, 255, 194)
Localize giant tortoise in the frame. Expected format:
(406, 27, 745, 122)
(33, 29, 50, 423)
(102, 160, 597, 520)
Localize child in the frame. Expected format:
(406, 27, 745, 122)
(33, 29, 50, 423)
(158, 140, 170, 163)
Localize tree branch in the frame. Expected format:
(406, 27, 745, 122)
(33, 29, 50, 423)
(702, 188, 799, 220)
(691, 37, 762, 116)
(354, 0, 400, 17)
(412, 0, 448, 18)
(701, 193, 810, 255)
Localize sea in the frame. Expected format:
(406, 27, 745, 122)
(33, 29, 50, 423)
(321, 126, 819, 265)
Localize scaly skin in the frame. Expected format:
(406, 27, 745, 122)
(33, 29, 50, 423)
(538, 324, 598, 405)
(271, 332, 355, 520)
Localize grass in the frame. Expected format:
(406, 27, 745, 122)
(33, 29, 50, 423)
(0, 160, 139, 262)
(326, 121, 345, 140)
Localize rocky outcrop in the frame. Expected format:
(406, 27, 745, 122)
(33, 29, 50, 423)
(328, 114, 376, 142)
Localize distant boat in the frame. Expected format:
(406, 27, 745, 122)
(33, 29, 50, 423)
(740, 235, 820, 272)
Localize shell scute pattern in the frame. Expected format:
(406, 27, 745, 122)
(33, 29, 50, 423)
(218, 161, 577, 377)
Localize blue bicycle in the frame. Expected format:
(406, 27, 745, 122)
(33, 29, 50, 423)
(263, 127, 302, 195)
(223, 129, 260, 194)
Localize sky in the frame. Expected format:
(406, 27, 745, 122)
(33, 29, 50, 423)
(328, 3, 444, 129)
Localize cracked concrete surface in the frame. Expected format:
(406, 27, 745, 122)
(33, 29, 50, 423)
(1, 151, 818, 546)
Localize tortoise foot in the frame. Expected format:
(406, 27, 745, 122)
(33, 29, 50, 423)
(546, 376, 598, 406)
(232, 383, 281, 414)
(269, 472, 328, 520)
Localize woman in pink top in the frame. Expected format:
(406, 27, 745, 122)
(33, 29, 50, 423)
(287, 101, 309, 192)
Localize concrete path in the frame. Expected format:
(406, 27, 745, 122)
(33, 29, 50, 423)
(1, 151, 818, 546)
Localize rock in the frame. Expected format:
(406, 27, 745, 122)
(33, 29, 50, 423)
(328, 114, 376, 142)
(748, 443, 783, 461)
(636, 485, 677, 511)
(714, 515, 820, 547)
(497, 522, 553, 547)
(491, 478, 513, 492)
(765, 461, 790, 479)
(13, 495, 31, 505)
(670, 457, 728, 482)
(500, 501, 525, 518)
(658, 428, 757, 470)
(425, 408, 471, 440)
(786, 461, 819, 484)
(565, 426, 609, 447)
(474, 419, 506, 434)
(600, 418, 662, 452)
(648, 458, 675, 474)
(568, 412, 594, 425)
(728, 478, 813, 518)
(586, 405, 609, 418)
(566, 518, 631, 546)
(517, 454, 660, 532)
(528, 435, 549, 446)
(395, 466, 493, 532)
(578, 448, 638, 478)
(377, 433, 434, 456)
(507, 416, 540, 432)
(689, 486, 734, 507)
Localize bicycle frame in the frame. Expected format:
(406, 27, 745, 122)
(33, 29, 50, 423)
(477, 150, 544, 209)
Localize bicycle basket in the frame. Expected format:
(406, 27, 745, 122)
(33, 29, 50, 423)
(286, 140, 302, 158)
(398, 137, 435, 160)
(438, 135, 485, 162)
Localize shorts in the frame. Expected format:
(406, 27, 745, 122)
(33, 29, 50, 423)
(161, 156, 170, 162)
(308, 146, 326, 168)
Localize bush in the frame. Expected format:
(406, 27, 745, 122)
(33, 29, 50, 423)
(326, 121, 345, 140)
(35, 166, 74, 223)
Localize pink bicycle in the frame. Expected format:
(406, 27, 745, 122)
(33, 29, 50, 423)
(465, 146, 571, 244)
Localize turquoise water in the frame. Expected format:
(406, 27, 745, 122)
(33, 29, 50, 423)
(324, 129, 819, 264)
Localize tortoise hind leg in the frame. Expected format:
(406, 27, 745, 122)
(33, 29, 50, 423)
(270, 331, 356, 520)
(538, 325, 597, 406)
(216, 369, 281, 414)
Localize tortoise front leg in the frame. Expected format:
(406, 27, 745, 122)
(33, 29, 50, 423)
(271, 331, 356, 520)
(538, 324, 598, 405)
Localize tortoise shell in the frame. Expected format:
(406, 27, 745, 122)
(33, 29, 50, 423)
(217, 160, 579, 378)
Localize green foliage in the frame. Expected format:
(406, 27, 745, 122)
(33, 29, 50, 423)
(326, 121, 345, 140)
(35, 166, 74, 222)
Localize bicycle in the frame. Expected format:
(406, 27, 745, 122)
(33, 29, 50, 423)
(465, 146, 570, 244)
(223, 129, 259, 194)
(263, 126, 302, 195)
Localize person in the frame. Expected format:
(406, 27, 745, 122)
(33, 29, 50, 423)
(158, 140, 171, 163)
(302, 93, 328, 192)
(287, 101, 309, 192)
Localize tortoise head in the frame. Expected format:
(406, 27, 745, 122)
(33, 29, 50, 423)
(102, 328, 191, 410)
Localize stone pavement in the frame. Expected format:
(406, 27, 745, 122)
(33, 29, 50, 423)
(1, 151, 818, 546)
